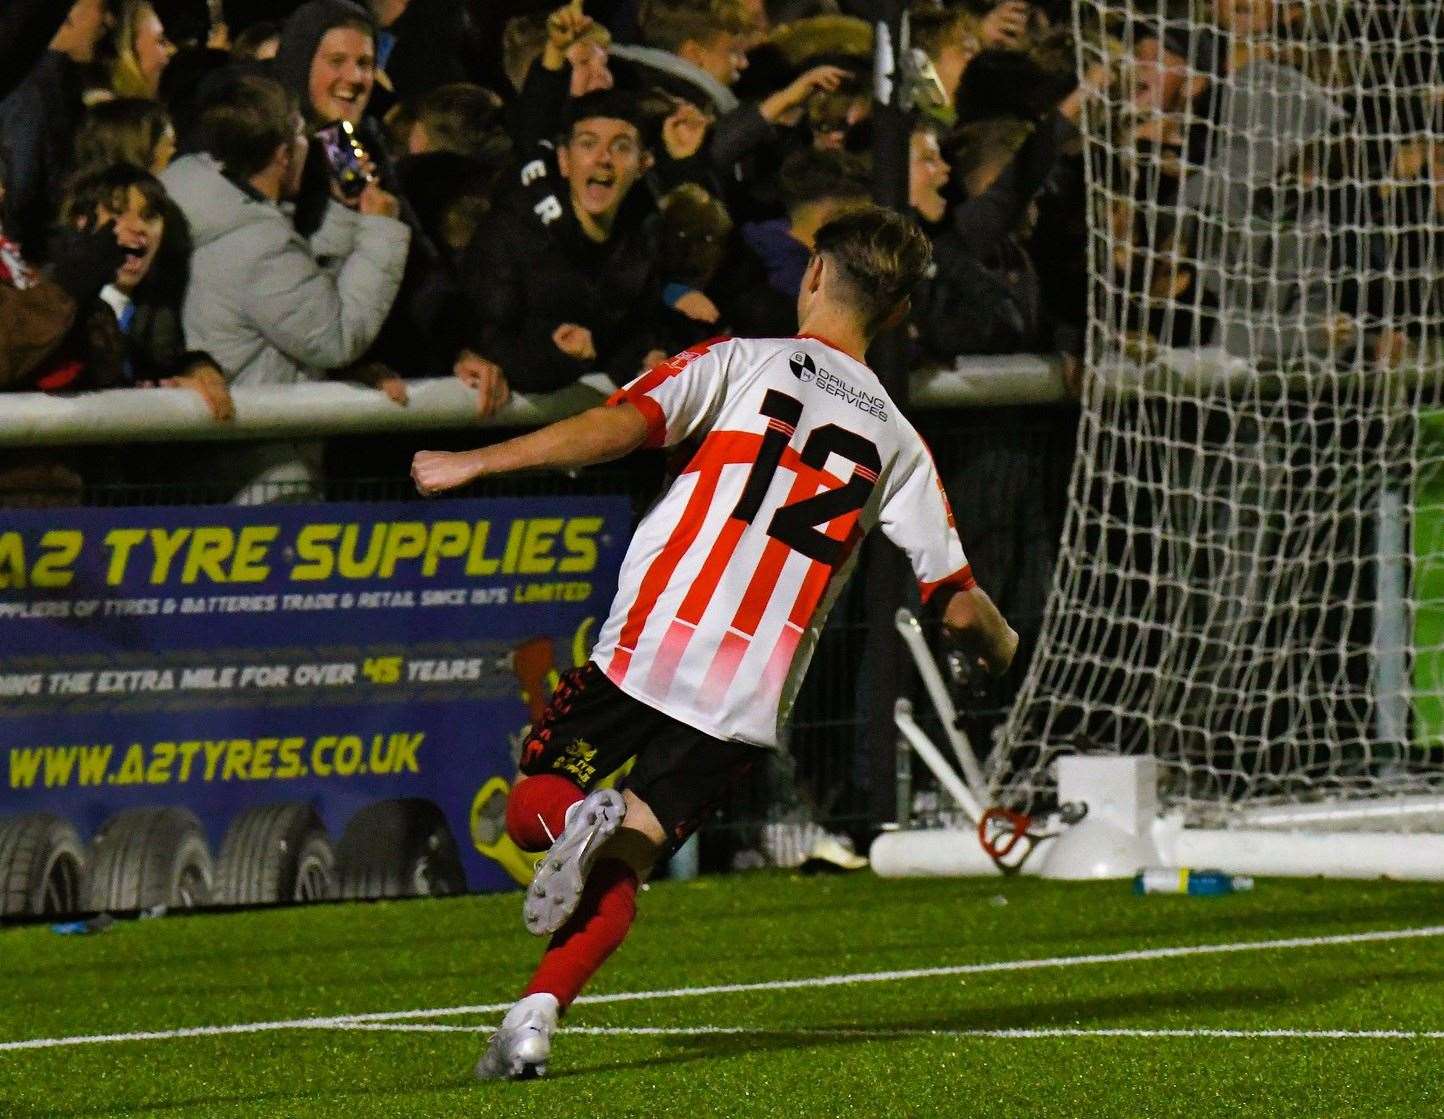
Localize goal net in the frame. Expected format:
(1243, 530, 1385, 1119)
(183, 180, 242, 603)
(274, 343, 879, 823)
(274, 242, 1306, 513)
(989, 0, 1444, 830)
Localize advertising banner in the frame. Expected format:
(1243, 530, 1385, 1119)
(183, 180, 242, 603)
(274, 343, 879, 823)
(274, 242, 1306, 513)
(0, 497, 631, 896)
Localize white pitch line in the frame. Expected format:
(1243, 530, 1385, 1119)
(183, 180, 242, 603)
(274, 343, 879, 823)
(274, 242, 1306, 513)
(331, 1023, 1444, 1041)
(5, 922, 1444, 1053)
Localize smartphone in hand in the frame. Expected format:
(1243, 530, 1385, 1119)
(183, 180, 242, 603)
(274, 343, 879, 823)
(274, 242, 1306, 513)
(314, 119, 374, 200)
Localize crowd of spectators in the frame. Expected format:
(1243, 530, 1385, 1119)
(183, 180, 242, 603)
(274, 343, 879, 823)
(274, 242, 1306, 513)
(0, 0, 1105, 500)
(0, 0, 1432, 503)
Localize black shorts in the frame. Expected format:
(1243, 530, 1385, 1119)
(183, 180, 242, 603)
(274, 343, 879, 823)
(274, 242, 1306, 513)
(519, 662, 763, 855)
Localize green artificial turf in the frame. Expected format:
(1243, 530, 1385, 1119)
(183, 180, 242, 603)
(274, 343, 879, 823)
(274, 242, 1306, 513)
(3, 872, 1444, 1117)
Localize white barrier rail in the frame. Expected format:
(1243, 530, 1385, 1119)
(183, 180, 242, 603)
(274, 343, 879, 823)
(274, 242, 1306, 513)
(909, 353, 1067, 409)
(0, 356, 1070, 447)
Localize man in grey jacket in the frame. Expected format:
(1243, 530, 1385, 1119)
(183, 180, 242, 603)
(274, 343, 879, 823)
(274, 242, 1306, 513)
(160, 72, 410, 501)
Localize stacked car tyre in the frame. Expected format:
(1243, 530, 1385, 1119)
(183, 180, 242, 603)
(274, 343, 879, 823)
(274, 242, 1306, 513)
(214, 803, 336, 905)
(335, 799, 466, 899)
(86, 807, 214, 912)
(0, 814, 86, 917)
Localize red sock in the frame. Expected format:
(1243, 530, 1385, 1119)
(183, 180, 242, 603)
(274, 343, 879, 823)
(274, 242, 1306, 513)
(523, 858, 638, 1009)
(506, 774, 584, 852)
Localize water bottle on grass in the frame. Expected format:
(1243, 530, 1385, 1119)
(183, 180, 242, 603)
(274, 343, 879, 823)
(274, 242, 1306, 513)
(1133, 867, 1254, 896)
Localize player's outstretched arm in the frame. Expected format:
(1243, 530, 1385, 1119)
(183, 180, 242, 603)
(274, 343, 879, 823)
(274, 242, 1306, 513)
(412, 402, 651, 495)
(941, 586, 1019, 678)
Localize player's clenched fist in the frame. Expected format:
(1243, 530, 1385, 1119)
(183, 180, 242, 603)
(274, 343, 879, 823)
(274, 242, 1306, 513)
(412, 450, 481, 496)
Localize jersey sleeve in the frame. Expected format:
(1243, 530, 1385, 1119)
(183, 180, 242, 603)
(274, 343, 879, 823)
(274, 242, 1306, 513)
(605, 337, 730, 449)
(877, 436, 976, 604)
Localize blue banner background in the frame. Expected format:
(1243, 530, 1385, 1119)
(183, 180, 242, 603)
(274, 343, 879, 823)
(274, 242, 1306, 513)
(0, 497, 631, 895)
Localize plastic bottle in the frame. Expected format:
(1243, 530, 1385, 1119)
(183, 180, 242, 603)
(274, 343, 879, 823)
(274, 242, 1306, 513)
(1132, 867, 1255, 896)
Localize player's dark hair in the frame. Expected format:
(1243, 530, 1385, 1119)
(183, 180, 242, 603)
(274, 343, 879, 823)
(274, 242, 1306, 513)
(813, 204, 933, 331)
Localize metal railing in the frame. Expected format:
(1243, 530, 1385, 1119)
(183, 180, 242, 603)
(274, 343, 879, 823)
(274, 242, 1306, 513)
(0, 357, 1067, 444)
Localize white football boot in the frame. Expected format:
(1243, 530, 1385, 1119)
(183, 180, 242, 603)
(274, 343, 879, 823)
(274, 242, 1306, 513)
(475, 993, 560, 1080)
(523, 787, 626, 936)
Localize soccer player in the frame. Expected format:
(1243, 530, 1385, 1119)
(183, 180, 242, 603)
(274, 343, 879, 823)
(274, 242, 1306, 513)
(411, 205, 1018, 1080)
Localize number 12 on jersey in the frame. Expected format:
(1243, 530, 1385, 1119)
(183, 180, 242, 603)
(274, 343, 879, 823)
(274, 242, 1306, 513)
(729, 389, 881, 566)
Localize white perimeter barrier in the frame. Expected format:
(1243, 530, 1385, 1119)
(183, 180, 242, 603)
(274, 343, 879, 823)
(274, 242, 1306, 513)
(0, 356, 1069, 446)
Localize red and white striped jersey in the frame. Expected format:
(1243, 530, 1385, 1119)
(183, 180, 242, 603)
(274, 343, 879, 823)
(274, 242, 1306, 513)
(591, 334, 974, 748)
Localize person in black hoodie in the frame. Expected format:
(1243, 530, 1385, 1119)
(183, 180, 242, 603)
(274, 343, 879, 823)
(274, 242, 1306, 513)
(457, 90, 676, 396)
(270, 0, 457, 376)
(271, 0, 379, 139)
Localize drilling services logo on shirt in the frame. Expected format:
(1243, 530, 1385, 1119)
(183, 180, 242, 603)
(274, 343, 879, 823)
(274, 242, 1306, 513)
(787, 351, 888, 421)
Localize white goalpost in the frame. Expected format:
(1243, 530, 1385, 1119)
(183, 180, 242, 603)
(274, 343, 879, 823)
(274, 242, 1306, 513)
(877, 0, 1444, 880)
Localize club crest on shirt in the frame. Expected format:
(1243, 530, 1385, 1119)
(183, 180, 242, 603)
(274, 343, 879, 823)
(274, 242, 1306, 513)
(665, 350, 704, 371)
